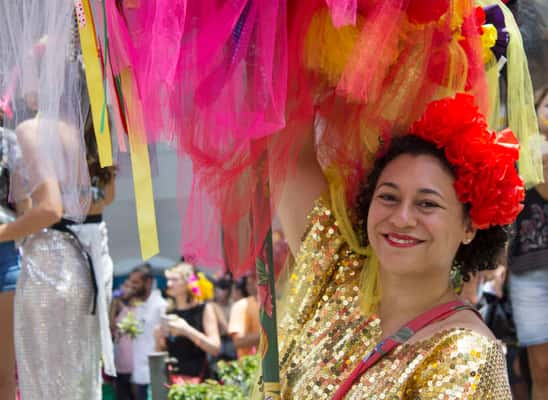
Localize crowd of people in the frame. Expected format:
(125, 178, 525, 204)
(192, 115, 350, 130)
(106, 262, 261, 400)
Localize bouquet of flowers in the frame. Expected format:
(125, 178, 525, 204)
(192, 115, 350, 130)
(117, 311, 143, 339)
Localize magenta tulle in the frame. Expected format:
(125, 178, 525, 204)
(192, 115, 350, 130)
(326, 0, 358, 27)
(101, 0, 186, 142)
(181, 0, 487, 275)
(97, 1, 490, 276)
(171, 0, 291, 275)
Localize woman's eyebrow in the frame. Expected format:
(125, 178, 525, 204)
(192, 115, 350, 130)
(418, 188, 444, 199)
(378, 182, 444, 199)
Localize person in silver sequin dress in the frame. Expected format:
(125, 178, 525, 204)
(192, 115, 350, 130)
(68, 114, 118, 379)
(0, 117, 101, 400)
(0, 1, 103, 398)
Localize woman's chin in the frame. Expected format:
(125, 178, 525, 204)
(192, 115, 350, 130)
(376, 253, 424, 277)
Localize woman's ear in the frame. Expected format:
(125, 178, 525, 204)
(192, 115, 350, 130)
(462, 222, 477, 245)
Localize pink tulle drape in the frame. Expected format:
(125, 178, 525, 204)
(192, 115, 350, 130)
(101, 0, 489, 277)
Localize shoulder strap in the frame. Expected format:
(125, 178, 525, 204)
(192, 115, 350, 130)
(332, 300, 481, 400)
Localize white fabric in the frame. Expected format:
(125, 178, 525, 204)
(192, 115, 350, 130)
(70, 221, 116, 377)
(0, 1, 91, 222)
(132, 289, 167, 384)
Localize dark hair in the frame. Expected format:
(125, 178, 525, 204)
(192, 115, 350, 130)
(355, 135, 508, 281)
(84, 111, 116, 188)
(131, 262, 153, 281)
(235, 276, 250, 298)
(215, 277, 233, 291)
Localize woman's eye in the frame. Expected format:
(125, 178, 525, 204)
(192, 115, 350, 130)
(377, 193, 397, 202)
(418, 200, 439, 209)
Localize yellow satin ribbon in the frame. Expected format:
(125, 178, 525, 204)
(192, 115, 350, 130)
(120, 68, 159, 259)
(76, 0, 113, 167)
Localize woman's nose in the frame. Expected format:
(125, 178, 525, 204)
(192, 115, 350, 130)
(388, 202, 417, 228)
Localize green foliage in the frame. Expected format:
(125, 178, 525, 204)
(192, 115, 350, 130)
(168, 380, 245, 400)
(168, 356, 259, 400)
(217, 355, 259, 393)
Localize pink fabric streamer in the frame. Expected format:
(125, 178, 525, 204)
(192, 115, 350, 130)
(100, 0, 186, 142)
(325, 0, 357, 27)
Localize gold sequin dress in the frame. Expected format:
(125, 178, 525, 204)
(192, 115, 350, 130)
(278, 197, 512, 399)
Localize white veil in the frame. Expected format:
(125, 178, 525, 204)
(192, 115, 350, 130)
(0, 0, 90, 221)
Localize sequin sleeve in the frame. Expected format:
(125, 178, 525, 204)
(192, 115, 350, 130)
(278, 196, 347, 355)
(407, 330, 512, 399)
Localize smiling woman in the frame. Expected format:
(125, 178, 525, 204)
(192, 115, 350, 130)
(357, 135, 508, 284)
(274, 94, 520, 399)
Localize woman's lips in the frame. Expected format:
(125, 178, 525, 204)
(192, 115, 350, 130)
(383, 232, 424, 248)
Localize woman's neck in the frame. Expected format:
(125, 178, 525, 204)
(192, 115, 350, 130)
(377, 268, 457, 337)
(175, 295, 195, 310)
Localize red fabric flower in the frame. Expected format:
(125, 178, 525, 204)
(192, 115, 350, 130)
(410, 94, 524, 229)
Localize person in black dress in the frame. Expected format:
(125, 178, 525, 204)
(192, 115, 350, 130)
(154, 263, 220, 382)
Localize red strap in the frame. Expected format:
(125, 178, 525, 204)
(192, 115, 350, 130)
(332, 300, 480, 400)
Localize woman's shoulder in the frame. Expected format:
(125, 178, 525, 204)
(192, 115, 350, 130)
(405, 305, 494, 345)
(405, 324, 511, 399)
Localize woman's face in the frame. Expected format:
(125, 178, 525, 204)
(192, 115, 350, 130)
(166, 271, 188, 298)
(367, 154, 475, 278)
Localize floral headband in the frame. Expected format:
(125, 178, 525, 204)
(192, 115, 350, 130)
(409, 93, 524, 229)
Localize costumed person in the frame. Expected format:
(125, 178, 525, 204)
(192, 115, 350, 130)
(0, 117, 23, 400)
(0, 1, 103, 398)
(6, 96, 101, 400)
(508, 86, 548, 400)
(154, 263, 221, 383)
(68, 111, 117, 381)
(126, 263, 167, 400)
(165, 2, 541, 399)
(275, 93, 519, 399)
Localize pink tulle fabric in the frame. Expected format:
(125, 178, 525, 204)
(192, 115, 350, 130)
(181, 0, 487, 275)
(99, 0, 489, 277)
(99, 0, 186, 142)
(326, 0, 358, 27)
(173, 0, 290, 275)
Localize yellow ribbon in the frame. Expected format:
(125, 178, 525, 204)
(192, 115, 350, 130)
(75, 0, 113, 167)
(263, 382, 281, 400)
(120, 68, 159, 259)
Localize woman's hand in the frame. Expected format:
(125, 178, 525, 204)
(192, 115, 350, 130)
(168, 316, 193, 337)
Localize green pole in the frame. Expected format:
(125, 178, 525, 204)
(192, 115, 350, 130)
(253, 148, 280, 399)
(256, 227, 280, 399)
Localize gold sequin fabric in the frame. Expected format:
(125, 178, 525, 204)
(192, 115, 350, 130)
(278, 197, 512, 399)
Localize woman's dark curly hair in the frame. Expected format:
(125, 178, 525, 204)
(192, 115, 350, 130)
(84, 111, 116, 188)
(355, 135, 508, 281)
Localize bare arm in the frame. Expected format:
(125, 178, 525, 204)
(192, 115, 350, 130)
(228, 298, 260, 349)
(103, 178, 116, 206)
(212, 302, 229, 334)
(169, 303, 221, 357)
(276, 125, 327, 255)
(231, 331, 260, 349)
(0, 179, 62, 242)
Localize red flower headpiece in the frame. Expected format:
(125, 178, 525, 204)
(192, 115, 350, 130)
(409, 93, 524, 229)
